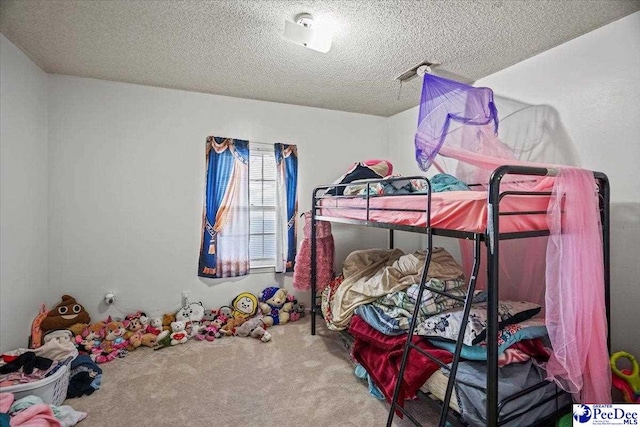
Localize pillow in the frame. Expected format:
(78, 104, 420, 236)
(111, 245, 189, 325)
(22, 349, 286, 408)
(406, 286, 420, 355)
(342, 179, 384, 196)
(415, 300, 541, 346)
(426, 318, 547, 360)
(326, 160, 392, 196)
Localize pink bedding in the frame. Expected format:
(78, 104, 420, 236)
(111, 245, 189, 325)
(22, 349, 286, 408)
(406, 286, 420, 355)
(318, 191, 550, 233)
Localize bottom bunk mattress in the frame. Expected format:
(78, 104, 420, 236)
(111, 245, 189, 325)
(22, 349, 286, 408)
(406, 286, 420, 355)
(421, 360, 571, 427)
(422, 370, 461, 414)
(346, 315, 570, 427)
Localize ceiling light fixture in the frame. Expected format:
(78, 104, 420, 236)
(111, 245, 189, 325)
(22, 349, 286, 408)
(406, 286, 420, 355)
(283, 13, 332, 53)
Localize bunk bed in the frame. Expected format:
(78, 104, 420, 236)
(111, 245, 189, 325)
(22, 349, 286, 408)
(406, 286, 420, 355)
(308, 166, 610, 427)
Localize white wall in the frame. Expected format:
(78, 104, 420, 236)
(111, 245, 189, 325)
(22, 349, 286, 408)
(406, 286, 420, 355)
(0, 35, 51, 352)
(477, 12, 640, 203)
(386, 12, 640, 357)
(46, 75, 388, 322)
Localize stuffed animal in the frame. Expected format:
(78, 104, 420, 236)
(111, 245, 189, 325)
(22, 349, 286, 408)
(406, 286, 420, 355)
(139, 313, 149, 331)
(154, 330, 171, 350)
(81, 322, 105, 353)
(197, 315, 227, 341)
(196, 323, 221, 342)
(146, 317, 163, 335)
(28, 304, 48, 349)
(140, 333, 158, 348)
(184, 321, 194, 337)
(259, 287, 293, 327)
(68, 323, 89, 338)
(220, 316, 246, 336)
(235, 317, 271, 342)
(95, 321, 128, 363)
(125, 311, 144, 323)
(176, 302, 205, 337)
(40, 295, 91, 332)
(287, 295, 306, 322)
(218, 306, 234, 320)
(104, 321, 128, 351)
(194, 327, 206, 341)
(170, 321, 188, 345)
(231, 292, 259, 320)
(201, 309, 216, 327)
(214, 315, 229, 340)
(123, 313, 146, 351)
(162, 313, 176, 332)
(211, 315, 227, 331)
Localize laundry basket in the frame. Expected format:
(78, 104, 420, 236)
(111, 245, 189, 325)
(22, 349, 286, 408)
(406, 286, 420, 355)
(0, 364, 69, 406)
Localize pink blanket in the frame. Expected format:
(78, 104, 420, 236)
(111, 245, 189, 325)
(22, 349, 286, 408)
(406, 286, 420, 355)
(0, 392, 61, 426)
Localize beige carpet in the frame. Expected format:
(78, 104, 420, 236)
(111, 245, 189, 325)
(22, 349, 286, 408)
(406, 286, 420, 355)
(65, 315, 440, 426)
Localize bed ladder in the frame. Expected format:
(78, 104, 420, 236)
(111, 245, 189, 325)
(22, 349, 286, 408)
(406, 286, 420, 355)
(386, 234, 482, 427)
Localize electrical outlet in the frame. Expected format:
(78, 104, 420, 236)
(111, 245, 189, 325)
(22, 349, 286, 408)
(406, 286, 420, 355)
(181, 291, 190, 307)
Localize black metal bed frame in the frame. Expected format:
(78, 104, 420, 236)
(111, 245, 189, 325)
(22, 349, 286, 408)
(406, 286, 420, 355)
(309, 165, 610, 427)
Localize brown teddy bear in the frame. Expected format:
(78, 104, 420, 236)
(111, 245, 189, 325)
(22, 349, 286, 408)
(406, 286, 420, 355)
(140, 333, 158, 348)
(162, 313, 175, 332)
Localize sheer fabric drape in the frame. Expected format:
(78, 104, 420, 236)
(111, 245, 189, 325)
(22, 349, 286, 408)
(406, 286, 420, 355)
(415, 74, 610, 404)
(274, 144, 298, 273)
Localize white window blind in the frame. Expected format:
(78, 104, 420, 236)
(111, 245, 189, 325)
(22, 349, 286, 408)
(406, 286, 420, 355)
(249, 143, 276, 269)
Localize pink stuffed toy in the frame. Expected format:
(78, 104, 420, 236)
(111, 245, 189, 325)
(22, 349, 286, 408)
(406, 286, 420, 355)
(287, 294, 305, 322)
(95, 320, 128, 364)
(196, 314, 226, 341)
(79, 322, 105, 354)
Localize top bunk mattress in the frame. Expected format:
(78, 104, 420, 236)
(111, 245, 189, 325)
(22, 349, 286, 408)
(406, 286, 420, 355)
(318, 191, 550, 234)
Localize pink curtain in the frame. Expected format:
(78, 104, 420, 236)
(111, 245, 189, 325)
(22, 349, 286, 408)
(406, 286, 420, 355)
(544, 167, 610, 403)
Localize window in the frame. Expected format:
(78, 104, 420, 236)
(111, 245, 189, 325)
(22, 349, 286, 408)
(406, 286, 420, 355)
(199, 137, 297, 278)
(249, 143, 276, 268)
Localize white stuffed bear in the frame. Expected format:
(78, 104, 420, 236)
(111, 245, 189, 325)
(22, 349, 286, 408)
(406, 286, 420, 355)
(176, 302, 205, 337)
(170, 321, 188, 345)
(146, 316, 163, 335)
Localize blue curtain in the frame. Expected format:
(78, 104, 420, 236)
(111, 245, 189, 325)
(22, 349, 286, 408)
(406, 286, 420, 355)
(274, 144, 298, 272)
(198, 137, 249, 278)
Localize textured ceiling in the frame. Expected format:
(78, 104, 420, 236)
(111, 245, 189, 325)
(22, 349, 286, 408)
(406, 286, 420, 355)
(1, 0, 638, 116)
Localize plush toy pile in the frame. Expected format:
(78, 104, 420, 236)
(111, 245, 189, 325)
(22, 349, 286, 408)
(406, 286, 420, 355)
(28, 288, 305, 365)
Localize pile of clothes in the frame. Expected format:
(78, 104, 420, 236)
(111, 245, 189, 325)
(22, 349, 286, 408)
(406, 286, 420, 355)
(0, 392, 86, 427)
(1, 328, 102, 402)
(0, 331, 78, 389)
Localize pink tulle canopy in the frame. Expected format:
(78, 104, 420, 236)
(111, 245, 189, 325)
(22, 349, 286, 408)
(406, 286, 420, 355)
(415, 73, 610, 404)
